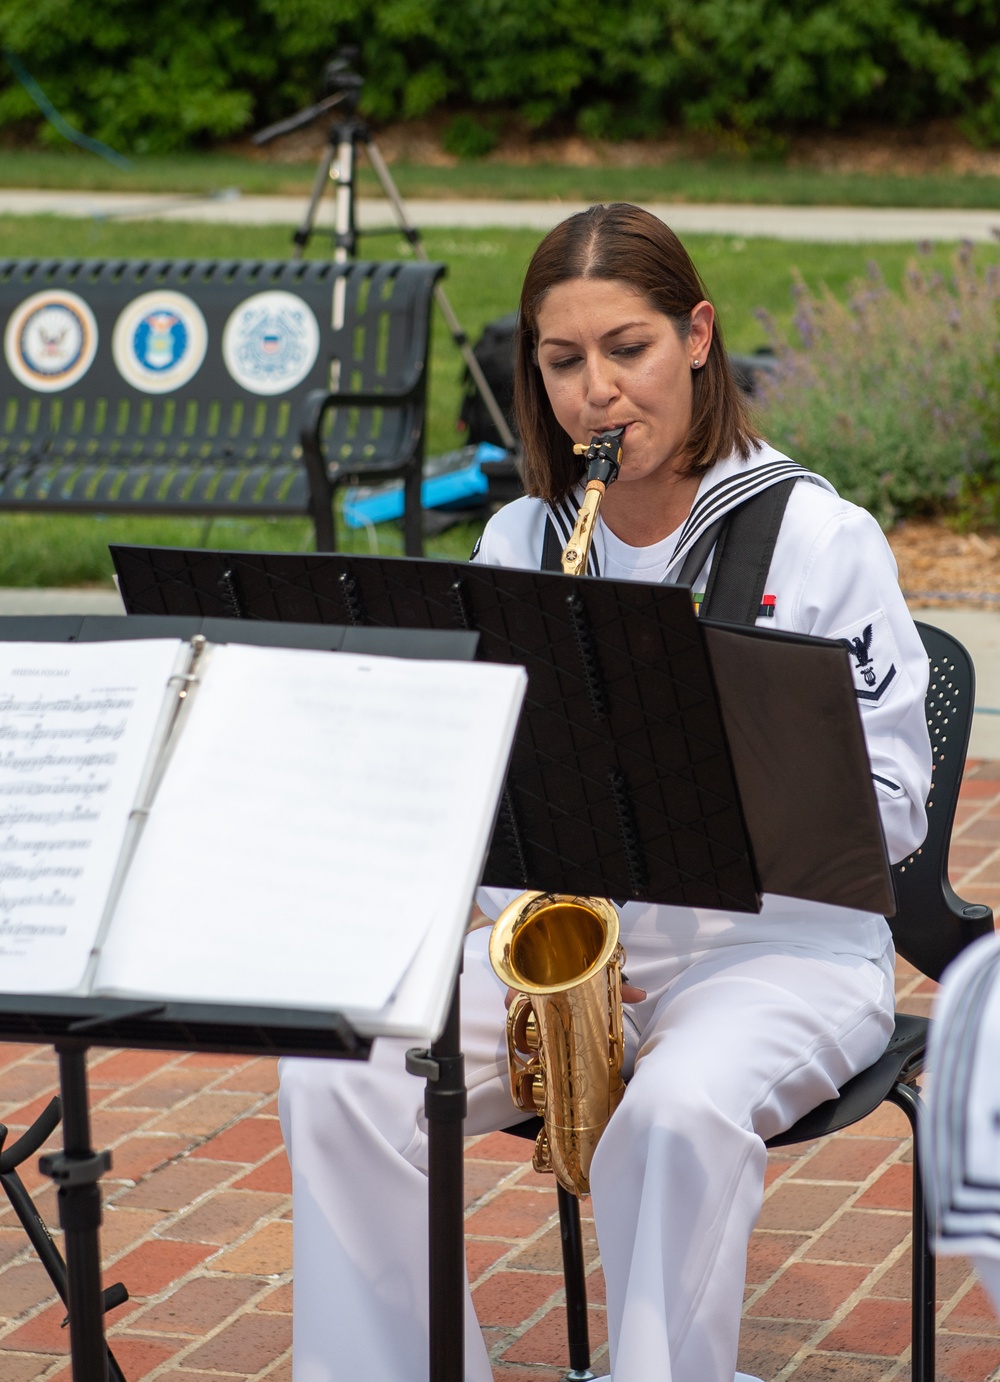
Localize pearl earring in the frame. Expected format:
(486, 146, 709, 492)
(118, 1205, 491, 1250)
(692, 358, 701, 368)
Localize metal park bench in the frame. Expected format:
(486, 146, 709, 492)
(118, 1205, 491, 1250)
(0, 256, 444, 554)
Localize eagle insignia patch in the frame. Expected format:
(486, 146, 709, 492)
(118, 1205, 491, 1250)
(832, 610, 899, 706)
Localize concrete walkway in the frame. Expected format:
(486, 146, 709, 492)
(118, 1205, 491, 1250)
(3, 188, 1000, 242)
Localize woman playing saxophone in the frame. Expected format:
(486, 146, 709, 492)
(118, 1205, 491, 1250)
(278, 203, 933, 1382)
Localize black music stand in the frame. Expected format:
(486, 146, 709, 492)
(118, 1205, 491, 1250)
(0, 614, 481, 1382)
(112, 545, 896, 1382)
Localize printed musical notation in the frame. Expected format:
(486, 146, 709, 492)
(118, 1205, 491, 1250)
(0, 636, 526, 1040)
(101, 643, 526, 1020)
(0, 640, 187, 992)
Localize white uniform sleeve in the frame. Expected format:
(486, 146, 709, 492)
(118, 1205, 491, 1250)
(470, 496, 548, 570)
(785, 500, 931, 864)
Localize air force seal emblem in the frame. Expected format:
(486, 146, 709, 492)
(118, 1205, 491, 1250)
(4, 290, 98, 392)
(112, 291, 208, 394)
(221, 291, 320, 396)
(833, 609, 899, 706)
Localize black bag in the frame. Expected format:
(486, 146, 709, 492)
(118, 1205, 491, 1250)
(458, 311, 518, 448)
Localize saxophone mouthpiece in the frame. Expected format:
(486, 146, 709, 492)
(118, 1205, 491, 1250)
(574, 427, 625, 488)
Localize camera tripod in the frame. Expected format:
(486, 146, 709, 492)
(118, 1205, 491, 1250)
(253, 52, 516, 452)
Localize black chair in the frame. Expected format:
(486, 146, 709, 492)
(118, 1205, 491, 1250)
(505, 622, 994, 1382)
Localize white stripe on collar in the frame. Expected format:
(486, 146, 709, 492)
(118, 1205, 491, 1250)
(666, 457, 824, 579)
(546, 449, 830, 582)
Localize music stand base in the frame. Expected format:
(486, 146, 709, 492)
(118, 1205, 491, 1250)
(39, 1043, 114, 1382)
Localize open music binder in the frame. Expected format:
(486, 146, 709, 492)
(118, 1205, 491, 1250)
(0, 625, 526, 1046)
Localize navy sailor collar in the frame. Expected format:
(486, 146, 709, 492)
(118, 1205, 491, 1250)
(544, 447, 832, 581)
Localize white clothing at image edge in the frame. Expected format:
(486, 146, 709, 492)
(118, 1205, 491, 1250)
(278, 446, 932, 1382)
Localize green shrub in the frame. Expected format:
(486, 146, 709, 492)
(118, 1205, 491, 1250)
(6, 0, 1000, 152)
(0, 0, 282, 152)
(967, 349, 1000, 529)
(755, 246, 1000, 528)
(442, 114, 499, 159)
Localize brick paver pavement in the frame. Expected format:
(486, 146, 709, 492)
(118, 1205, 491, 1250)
(1, 761, 999, 1382)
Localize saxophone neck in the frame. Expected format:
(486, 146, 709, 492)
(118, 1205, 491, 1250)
(562, 427, 625, 576)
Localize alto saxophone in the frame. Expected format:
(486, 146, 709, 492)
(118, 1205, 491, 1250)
(489, 427, 627, 1197)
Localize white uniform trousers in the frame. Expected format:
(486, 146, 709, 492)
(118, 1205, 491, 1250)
(278, 928, 895, 1382)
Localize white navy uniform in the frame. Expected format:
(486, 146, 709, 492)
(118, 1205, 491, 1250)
(279, 443, 932, 1382)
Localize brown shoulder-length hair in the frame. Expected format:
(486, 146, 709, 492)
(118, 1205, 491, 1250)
(514, 203, 761, 502)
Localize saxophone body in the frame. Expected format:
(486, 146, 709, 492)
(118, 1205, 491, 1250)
(488, 427, 627, 1197)
(489, 893, 625, 1195)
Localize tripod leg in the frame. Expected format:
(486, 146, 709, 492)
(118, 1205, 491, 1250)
(1, 1166, 129, 1382)
(363, 139, 517, 451)
(431, 282, 517, 452)
(293, 144, 338, 260)
(1, 1167, 69, 1300)
(332, 136, 358, 262)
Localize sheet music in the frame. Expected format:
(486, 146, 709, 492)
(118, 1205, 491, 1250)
(0, 639, 187, 992)
(96, 643, 525, 1023)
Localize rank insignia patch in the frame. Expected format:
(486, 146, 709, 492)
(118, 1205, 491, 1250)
(832, 609, 899, 706)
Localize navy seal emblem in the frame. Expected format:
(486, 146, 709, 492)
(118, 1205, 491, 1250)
(4, 290, 98, 392)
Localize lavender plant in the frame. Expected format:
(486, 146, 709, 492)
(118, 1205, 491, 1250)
(754, 245, 1000, 528)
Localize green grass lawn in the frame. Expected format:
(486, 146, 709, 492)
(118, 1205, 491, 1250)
(0, 213, 991, 586)
(3, 147, 1000, 209)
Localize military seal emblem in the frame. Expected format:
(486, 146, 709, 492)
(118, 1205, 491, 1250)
(112, 291, 208, 394)
(221, 291, 320, 396)
(4, 290, 98, 392)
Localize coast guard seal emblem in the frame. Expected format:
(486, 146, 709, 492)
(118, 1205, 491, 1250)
(4, 290, 98, 392)
(112, 291, 208, 394)
(221, 291, 320, 396)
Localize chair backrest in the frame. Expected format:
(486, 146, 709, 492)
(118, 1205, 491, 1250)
(0, 258, 443, 471)
(889, 621, 994, 981)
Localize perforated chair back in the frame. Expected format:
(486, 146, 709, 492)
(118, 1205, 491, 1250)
(891, 622, 994, 980)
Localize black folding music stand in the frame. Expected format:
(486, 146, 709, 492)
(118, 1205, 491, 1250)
(0, 613, 480, 1382)
(112, 544, 896, 1382)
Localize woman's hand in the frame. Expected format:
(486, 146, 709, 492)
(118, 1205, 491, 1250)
(467, 903, 492, 932)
